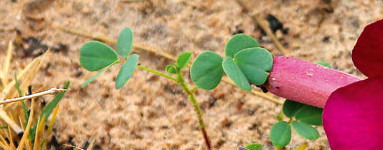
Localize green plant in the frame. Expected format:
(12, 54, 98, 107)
(269, 100, 322, 149)
(80, 27, 322, 150)
(80, 28, 216, 149)
(191, 34, 273, 91)
(82, 25, 368, 150)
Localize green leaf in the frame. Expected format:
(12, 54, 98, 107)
(225, 34, 260, 57)
(80, 41, 118, 71)
(292, 121, 320, 140)
(82, 67, 108, 87)
(14, 72, 29, 127)
(244, 143, 262, 150)
(40, 81, 70, 121)
(282, 100, 305, 118)
(315, 61, 331, 68)
(116, 27, 134, 57)
(176, 52, 192, 70)
(270, 121, 291, 147)
(115, 54, 139, 89)
(165, 65, 177, 74)
(234, 47, 273, 85)
(14, 72, 23, 97)
(222, 57, 251, 91)
(190, 51, 224, 90)
(295, 105, 323, 125)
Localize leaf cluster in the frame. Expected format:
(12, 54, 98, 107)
(80, 28, 138, 89)
(270, 100, 323, 148)
(166, 52, 192, 74)
(79, 27, 331, 150)
(80, 28, 274, 94)
(191, 34, 273, 91)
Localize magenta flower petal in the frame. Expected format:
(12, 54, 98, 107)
(352, 19, 383, 77)
(268, 56, 360, 108)
(323, 77, 383, 150)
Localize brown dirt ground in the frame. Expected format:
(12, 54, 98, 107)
(0, 0, 382, 149)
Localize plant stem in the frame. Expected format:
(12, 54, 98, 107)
(177, 72, 211, 150)
(137, 64, 211, 149)
(188, 94, 211, 150)
(137, 65, 177, 82)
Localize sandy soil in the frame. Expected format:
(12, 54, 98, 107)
(0, 0, 382, 149)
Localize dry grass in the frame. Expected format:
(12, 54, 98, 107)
(0, 42, 67, 149)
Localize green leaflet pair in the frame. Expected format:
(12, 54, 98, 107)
(190, 34, 273, 91)
(79, 28, 137, 89)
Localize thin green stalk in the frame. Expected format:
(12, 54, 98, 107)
(137, 65, 211, 149)
(176, 72, 211, 150)
(137, 65, 177, 82)
(14, 71, 29, 128)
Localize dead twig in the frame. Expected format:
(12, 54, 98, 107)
(62, 144, 84, 150)
(236, 0, 289, 55)
(0, 88, 65, 105)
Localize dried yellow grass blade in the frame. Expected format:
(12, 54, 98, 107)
(0, 132, 10, 150)
(1, 50, 49, 100)
(17, 99, 34, 150)
(26, 142, 32, 150)
(0, 110, 22, 135)
(0, 52, 48, 135)
(289, 143, 307, 150)
(33, 115, 46, 150)
(1, 41, 14, 87)
(0, 142, 9, 150)
(47, 105, 59, 136)
(6, 127, 15, 149)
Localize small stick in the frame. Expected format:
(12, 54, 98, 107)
(0, 88, 66, 105)
(221, 77, 283, 104)
(236, 0, 289, 55)
(62, 144, 84, 150)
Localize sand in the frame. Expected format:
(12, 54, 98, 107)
(0, 0, 382, 149)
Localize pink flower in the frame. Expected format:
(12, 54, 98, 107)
(323, 19, 383, 150)
(267, 19, 383, 149)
